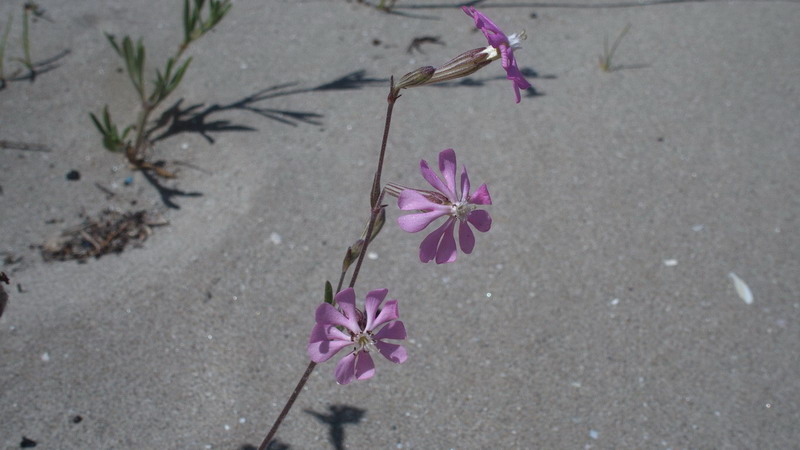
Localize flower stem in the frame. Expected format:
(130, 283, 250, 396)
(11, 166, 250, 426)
(257, 361, 317, 450)
(256, 79, 400, 449)
(352, 80, 400, 287)
(370, 78, 401, 208)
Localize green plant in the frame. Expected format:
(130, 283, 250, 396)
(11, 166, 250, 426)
(0, 13, 12, 87)
(90, 0, 231, 177)
(599, 23, 631, 73)
(18, 2, 33, 72)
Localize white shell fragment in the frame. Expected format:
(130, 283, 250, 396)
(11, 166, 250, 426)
(664, 259, 678, 267)
(269, 232, 282, 245)
(728, 272, 753, 305)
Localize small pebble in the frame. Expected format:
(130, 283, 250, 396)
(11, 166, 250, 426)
(589, 429, 599, 439)
(663, 259, 678, 267)
(41, 352, 50, 362)
(66, 170, 80, 181)
(270, 232, 282, 245)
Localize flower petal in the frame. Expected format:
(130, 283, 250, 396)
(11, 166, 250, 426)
(314, 302, 358, 334)
(397, 189, 444, 211)
(419, 218, 453, 263)
(438, 149, 458, 199)
(458, 220, 476, 254)
(370, 299, 399, 331)
(374, 320, 406, 341)
(364, 288, 388, 331)
(436, 219, 458, 264)
(375, 341, 408, 364)
(355, 352, 376, 381)
(463, 6, 506, 44)
(469, 184, 492, 205)
(460, 165, 471, 203)
(420, 158, 456, 201)
(308, 325, 353, 363)
(333, 288, 360, 329)
(398, 209, 449, 233)
(467, 209, 492, 232)
(334, 351, 357, 385)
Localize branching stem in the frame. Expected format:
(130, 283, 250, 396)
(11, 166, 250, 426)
(257, 79, 401, 449)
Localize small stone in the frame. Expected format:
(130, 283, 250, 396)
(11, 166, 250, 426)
(66, 170, 80, 181)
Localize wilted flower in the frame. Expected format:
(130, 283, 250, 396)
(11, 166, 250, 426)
(393, 149, 492, 264)
(463, 6, 532, 103)
(308, 288, 407, 385)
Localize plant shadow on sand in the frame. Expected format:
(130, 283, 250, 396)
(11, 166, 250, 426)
(237, 404, 365, 450)
(304, 405, 366, 450)
(45, 66, 551, 262)
(0, 49, 70, 89)
(120, 65, 552, 221)
(140, 70, 387, 210)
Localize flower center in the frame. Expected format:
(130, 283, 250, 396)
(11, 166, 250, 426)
(452, 201, 475, 221)
(508, 31, 527, 50)
(354, 331, 377, 354)
(480, 30, 526, 61)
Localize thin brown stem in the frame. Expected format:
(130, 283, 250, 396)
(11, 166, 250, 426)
(348, 193, 385, 289)
(370, 78, 401, 208)
(258, 361, 317, 450)
(257, 79, 400, 449)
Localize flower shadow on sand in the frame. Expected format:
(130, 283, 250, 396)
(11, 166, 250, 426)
(305, 405, 366, 450)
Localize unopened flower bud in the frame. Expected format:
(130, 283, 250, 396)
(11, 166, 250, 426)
(395, 66, 435, 90)
(395, 47, 493, 91)
(427, 48, 491, 85)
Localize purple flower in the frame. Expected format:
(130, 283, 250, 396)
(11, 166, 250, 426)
(396, 149, 492, 264)
(308, 288, 407, 385)
(462, 6, 532, 103)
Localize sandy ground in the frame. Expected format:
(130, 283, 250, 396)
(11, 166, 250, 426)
(1, 0, 799, 448)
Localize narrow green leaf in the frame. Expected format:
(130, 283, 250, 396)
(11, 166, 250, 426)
(168, 57, 191, 92)
(324, 281, 333, 305)
(369, 207, 386, 243)
(102, 105, 113, 129)
(89, 112, 106, 135)
(21, 6, 31, 68)
(105, 33, 122, 56)
(0, 14, 13, 78)
(182, 0, 191, 43)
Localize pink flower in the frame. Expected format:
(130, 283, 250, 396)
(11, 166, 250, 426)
(462, 6, 532, 103)
(396, 149, 492, 264)
(308, 288, 407, 385)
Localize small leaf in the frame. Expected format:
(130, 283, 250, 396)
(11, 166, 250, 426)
(728, 272, 753, 305)
(368, 207, 386, 243)
(89, 112, 105, 134)
(169, 57, 192, 91)
(341, 239, 364, 273)
(106, 33, 122, 57)
(182, 0, 191, 43)
(324, 281, 333, 305)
